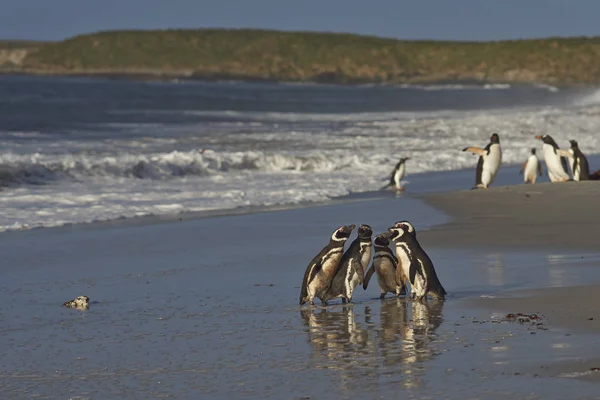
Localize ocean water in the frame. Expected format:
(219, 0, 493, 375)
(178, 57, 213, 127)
(1, 75, 600, 231)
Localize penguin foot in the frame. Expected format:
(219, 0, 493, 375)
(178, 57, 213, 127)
(341, 298, 347, 304)
(379, 293, 386, 300)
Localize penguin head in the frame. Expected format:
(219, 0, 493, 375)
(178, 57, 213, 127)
(490, 133, 500, 144)
(530, 148, 536, 155)
(393, 220, 417, 238)
(331, 224, 355, 242)
(400, 157, 411, 163)
(357, 224, 373, 239)
(569, 139, 579, 149)
(374, 233, 391, 247)
(535, 134, 557, 147)
(386, 225, 409, 242)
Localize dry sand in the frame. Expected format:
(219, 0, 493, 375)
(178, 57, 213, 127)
(418, 181, 600, 250)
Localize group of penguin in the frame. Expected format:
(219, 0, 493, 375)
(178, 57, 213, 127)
(463, 133, 599, 188)
(383, 133, 599, 191)
(299, 221, 446, 306)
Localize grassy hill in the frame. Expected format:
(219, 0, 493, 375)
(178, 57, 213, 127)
(7, 29, 600, 84)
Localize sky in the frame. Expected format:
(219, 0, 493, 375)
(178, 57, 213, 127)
(2, 0, 600, 42)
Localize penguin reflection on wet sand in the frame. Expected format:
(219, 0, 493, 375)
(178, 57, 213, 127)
(462, 133, 502, 189)
(299, 224, 355, 306)
(325, 224, 373, 304)
(520, 148, 542, 184)
(535, 134, 570, 182)
(387, 223, 446, 301)
(567, 140, 590, 181)
(382, 157, 410, 191)
(363, 233, 406, 299)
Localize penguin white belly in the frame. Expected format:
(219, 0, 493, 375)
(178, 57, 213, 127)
(481, 144, 502, 187)
(412, 259, 428, 299)
(375, 262, 397, 293)
(345, 260, 362, 298)
(393, 164, 406, 188)
(542, 144, 569, 182)
(524, 155, 538, 183)
(395, 244, 412, 294)
(359, 244, 372, 273)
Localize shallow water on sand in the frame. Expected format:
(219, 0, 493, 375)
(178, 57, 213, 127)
(2, 197, 600, 399)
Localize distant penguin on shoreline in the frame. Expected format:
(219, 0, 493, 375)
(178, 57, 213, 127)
(382, 157, 410, 191)
(535, 134, 570, 182)
(520, 148, 542, 184)
(567, 140, 590, 181)
(462, 133, 502, 189)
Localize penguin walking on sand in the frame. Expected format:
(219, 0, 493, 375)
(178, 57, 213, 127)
(363, 233, 406, 299)
(567, 140, 590, 181)
(462, 133, 502, 189)
(299, 224, 355, 306)
(325, 224, 373, 303)
(520, 148, 542, 184)
(387, 223, 446, 301)
(535, 134, 570, 182)
(382, 157, 410, 191)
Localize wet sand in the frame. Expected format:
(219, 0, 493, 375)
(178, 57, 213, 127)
(418, 181, 600, 384)
(3, 177, 600, 398)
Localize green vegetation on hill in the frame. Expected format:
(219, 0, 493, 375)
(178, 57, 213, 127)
(9, 29, 600, 84)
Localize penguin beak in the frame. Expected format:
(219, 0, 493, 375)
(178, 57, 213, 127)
(534, 135, 542, 140)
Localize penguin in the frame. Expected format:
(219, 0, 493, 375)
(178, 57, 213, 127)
(462, 133, 502, 189)
(299, 224, 355, 306)
(391, 220, 417, 290)
(387, 224, 446, 301)
(363, 233, 406, 299)
(381, 157, 410, 191)
(567, 140, 590, 181)
(63, 295, 90, 309)
(520, 148, 542, 184)
(534, 134, 570, 182)
(325, 224, 373, 303)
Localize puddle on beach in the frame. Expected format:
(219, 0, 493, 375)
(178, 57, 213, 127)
(2, 199, 600, 398)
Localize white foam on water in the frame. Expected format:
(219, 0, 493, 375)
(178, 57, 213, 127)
(1, 102, 600, 232)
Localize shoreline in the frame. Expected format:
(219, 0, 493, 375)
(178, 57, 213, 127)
(0, 70, 579, 88)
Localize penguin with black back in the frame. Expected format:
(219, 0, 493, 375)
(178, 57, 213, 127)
(299, 224, 355, 306)
(387, 223, 446, 301)
(381, 157, 410, 191)
(363, 233, 406, 299)
(535, 134, 570, 182)
(325, 224, 373, 303)
(568, 140, 590, 181)
(462, 133, 502, 189)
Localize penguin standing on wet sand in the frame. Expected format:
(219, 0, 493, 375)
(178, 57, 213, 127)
(382, 157, 410, 191)
(387, 223, 446, 301)
(535, 134, 570, 182)
(325, 224, 373, 304)
(567, 140, 590, 181)
(391, 220, 417, 291)
(520, 148, 542, 184)
(363, 233, 406, 299)
(462, 133, 502, 189)
(299, 224, 355, 306)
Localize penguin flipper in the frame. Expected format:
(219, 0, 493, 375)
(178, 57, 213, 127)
(408, 258, 423, 286)
(557, 149, 573, 158)
(538, 162, 543, 176)
(299, 260, 322, 305)
(363, 264, 375, 290)
(519, 161, 527, 174)
(350, 260, 364, 285)
(462, 146, 486, 156)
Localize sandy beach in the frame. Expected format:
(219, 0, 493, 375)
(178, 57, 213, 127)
(2, 173, 600, 398)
